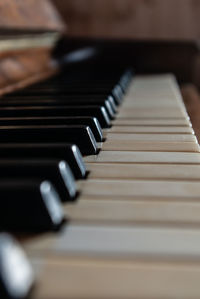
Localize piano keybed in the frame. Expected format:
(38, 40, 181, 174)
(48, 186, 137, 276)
(1, 69, 200, 298)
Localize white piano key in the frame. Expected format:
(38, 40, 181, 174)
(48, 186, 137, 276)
(78, 179, 200, 199)
(66, 198, 200, 225)
(108, 126, 194, 134)
(26, 224, 200, 261)
(84, 151, 200, 164)
(113, 119, 191, 126)
(87, 163, 200, 180)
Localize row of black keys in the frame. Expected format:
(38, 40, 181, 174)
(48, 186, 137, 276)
(0, 68, 132, 299)
(0, 68, 132, 233)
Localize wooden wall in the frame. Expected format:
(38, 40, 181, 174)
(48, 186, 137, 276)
(52, 0, 200, 40)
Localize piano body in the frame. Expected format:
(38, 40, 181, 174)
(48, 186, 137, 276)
(1, 1, 200, 298)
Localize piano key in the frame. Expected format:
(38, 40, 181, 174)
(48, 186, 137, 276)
(112, 84, 124, 104)
(9, 86, 123, 104)
(0, 125, 98, 155)
(66, 198, 200, 226)
(105, 133, 197, 142)
(4, 94, 117, 112)
(119, 69, 133, 91)
(102, 100, 115, 119)
(122, 102, 186, 111)
(107, 96, 117, 112)
(108, 126, 194, 134)
(0, 98, 115, 119)
(28, 256, 200, 299)
(9, 86, 117, 95)
(0, 116, 103, 142)
(84, 151, 200, 164)
(86, 163, 200, 180)
(102, 140, 199, 152)
(0, 143, 86, 179)
(113, 118, 191, 126)
(0, 233, 34, 299)
(14, 80, 121, 90)
(127, 75, 179, 93)
(0, 106, 111, 128)
(25, 224, 200, 260)
(102, 133, 199, 152)
(117, 107, 187, 118)
(78, 179, 200, 200)
(0, 159, 77, 202)
(0, 180, 65, 232)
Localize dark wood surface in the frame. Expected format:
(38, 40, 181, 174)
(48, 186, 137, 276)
(182, 84, 200, 142)
(52, 0, 200, 40)
(55, 37, 200, 85)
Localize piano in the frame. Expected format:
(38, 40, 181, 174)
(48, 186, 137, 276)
(1, 1, 200, 298)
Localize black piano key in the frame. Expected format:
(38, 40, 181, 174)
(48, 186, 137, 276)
(0, 106, 111, 128)
(112, 84, 123, 104)
(107, 96, 117, 113)
(0, 143, 86, 179)
(9, 84, 119, 95)
(0, 125, 98, 155)
(0, 233, 34, 299)
(119, 69, 133, 91)
(0, 159, 77, 202)
(0, 99, 114, 119)
(4, 94, 118, 112)
(0, 96, 114, 113)
(104, 100, 115, 119)
(0, 116, 103, 142)
(7, 86, 122, 105)
(0, 179, 65, 232)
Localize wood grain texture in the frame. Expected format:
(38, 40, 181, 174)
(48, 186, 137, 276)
(53, 0, 200, 40)
(0, 49, 58, 95)
(0, 0, 65, 95)
(0, 0, 65, 31)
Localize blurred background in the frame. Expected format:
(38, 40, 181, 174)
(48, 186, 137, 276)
(52, 0, 200, 40)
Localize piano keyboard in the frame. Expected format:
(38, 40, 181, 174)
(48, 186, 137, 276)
(1, 69, 200, 298)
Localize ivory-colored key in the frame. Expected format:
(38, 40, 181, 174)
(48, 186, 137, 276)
(121, 96, 186, 106)
(102, 133, 199, 152)
(127, 74, 183, 94)
(117, 107, 187, 118)
(102, 140, 199, 152)
(31, 257, 200, 299)
(66, 199, 200, 225)
(122, 99, 185, 107)
(113, 119, 191, 126)
(87, 163, 200, 180)
(25, 225, 200, 259)
(78, 179, 200, 200)
(108, 126, 194, 134)
(84, 151, 200, 164)
(105, 133, 196, 142)
(124, 96, 183, 105)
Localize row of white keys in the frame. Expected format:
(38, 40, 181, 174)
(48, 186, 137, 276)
(75, 75, 200, 225)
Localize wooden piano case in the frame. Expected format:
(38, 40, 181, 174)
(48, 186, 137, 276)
(0, 0, 65, 95)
